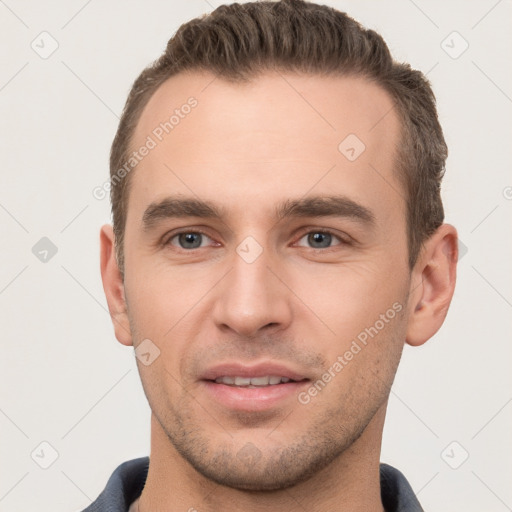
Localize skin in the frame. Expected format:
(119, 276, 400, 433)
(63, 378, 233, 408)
(100, 71, 458, 512)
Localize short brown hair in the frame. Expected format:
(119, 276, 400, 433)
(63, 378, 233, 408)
(110, 0, 446, 273)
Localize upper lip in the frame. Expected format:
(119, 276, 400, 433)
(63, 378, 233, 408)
(200, 361, 309, 382)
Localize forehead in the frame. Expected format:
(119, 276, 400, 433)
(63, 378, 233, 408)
(128, 70, 403, 224)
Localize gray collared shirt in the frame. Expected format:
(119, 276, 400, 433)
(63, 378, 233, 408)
(82, 457, 424, 511)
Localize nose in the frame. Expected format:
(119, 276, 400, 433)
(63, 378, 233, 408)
(211, 242, 293, 338)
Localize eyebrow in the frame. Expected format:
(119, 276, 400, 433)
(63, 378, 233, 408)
(141, 194, 375, 232)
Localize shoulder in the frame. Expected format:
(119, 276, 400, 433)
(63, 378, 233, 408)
(380, 463, 424, 512)
(81, 456, 149, 512)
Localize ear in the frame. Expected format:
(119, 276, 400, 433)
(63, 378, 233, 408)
(99, 224, 133, 346)
(405, 224, 458, 346)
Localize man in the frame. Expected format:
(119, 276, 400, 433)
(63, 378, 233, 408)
(87, 0, 457, 510)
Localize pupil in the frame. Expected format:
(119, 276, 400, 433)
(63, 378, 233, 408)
(180, 233, 201, 248)
(309, 232, 331, 248)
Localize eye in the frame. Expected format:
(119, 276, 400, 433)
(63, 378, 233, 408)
(167, 231, 214, 250)
(295, 230, 345, 249)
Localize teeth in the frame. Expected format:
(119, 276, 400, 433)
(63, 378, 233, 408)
(214, 376, 293, 387)
(250, 376, 270, 386)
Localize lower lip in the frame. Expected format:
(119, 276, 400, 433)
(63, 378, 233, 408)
(201, 380, 309, 412)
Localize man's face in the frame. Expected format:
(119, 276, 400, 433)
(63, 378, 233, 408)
(121, 71, 411, 490)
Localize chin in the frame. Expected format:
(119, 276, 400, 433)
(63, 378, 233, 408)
(195, 458, 323, 492)
(176, 434, 349, 492)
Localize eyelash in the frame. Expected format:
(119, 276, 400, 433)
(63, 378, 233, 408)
(295, 229, 350, 250)
(163, 228, 351, 251)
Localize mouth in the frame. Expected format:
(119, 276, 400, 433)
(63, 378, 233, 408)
(199, 362, 310, 412)
(212, 375, 301, 387)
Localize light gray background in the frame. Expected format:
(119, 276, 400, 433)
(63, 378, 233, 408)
(0, 1, 511, 510)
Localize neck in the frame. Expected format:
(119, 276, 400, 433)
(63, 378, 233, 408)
(136, 407, 387, 512)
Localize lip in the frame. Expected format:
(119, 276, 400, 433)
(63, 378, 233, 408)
(200, 361, 310, 412)
(201, 380, 309, 412)
(200, 361, 309, 382)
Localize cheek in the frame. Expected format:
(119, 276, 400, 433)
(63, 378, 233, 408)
(288, 260, 408, 341)
(299, 299, 407, 420)
(124, 265, 214, 393)
(124, 261, 209, 336)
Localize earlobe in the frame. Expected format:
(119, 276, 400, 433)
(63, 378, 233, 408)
(405, 224, 458, 347)
(99, 224, 133, 346)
